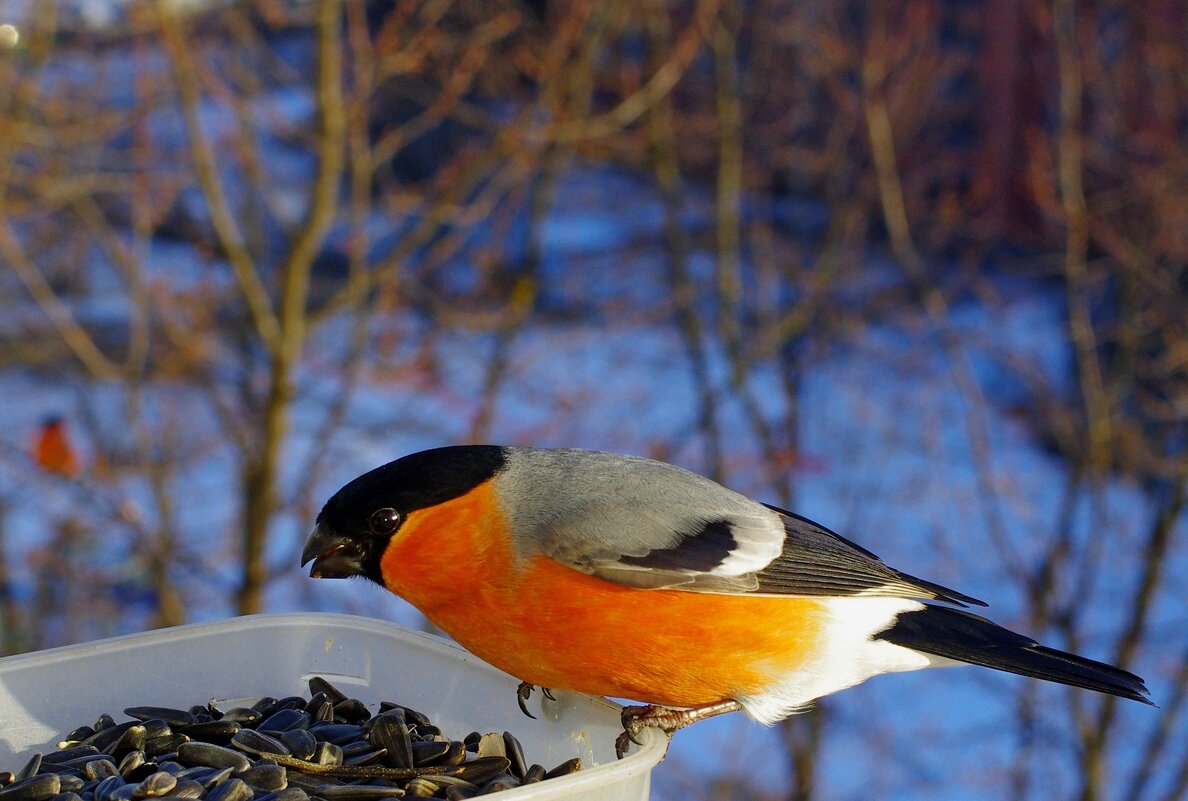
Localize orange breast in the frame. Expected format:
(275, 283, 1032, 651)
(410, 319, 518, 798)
(380, 481, 826, 707)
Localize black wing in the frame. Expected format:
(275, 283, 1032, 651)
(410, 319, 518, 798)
(749, 505, 987, 607)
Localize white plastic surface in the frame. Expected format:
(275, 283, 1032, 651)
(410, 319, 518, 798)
(0, 613, 667, 800)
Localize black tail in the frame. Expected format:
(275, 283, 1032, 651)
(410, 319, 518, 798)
(875, 606, 1154, 706)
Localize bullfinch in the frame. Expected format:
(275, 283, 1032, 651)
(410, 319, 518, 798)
(301, 446, 1151, 756)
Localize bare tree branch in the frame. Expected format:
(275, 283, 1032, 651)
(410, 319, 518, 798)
(154, 0, 281, 352)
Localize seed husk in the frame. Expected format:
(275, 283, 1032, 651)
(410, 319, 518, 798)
(475, 734, 504, 761)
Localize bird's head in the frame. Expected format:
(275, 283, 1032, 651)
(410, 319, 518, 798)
(301, 445, 508, 584)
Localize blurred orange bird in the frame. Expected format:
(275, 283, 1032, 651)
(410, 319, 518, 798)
(302, 446, 1152, 756)
(32, 415, 80, 477)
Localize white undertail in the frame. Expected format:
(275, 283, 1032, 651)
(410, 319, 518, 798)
(735, 597, 947, 724)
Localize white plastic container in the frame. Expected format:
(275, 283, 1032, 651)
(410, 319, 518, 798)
(0, 613, 667, 800)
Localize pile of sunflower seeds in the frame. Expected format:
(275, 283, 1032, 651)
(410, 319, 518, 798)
(0, 677, 582, 800)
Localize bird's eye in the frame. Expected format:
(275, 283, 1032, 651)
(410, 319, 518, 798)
(368, 508, 401, 535)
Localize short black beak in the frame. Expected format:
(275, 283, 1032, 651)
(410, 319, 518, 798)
(302, 522, 365, 579)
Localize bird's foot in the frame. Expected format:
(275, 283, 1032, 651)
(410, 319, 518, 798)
(516, 682, 556, 719)
(615, 700, 741, 759)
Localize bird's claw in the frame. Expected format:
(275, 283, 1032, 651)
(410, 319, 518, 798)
(615, 705, 667, 759)
(614, 700, 741, 759)
(517, 682, 554, 719)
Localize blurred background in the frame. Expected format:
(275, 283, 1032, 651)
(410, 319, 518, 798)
(0, 1, 1185, 799)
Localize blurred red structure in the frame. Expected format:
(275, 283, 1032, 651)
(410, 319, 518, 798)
(32, 416, 80, 477)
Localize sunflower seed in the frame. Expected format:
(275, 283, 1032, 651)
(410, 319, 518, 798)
(169, 779, 204, 799)
(93, 775, 125, 801)
(256, 710, 309, 734)
(204, 779, 251, 801)
(306, 679, 348, 706)
(175, 744, 250, 774)
(175, 723, 237, 746)
(544, 757, 582, 778)
(104, 727, 147, 758)
(229, 731, 288, 759)
(145, 736, 189, 758)
(235, 765, 285, 793)
(269, 789, 308, 801)
(6, 675, 584, 801)
(0, 775, 59, 801)
(367, 717, 411, 770)
(42, 747, 99, 766)
(277, 731, 315, 761)
(454, 757, 511, 785)
(308, 724, 363, 746)
(312, 786, 404, 801)
(124, 710, 194, 729)
(402, 778, 436, 798)
(309, 743, 341, 767)
(331, 700, 369, 724)
(408, 742, 450, 767)
(479, 774, 519, 794)
(14, 755, 40, 782)
(54, 778, 83, 795)
(214, 710, 259, 728)
(133, 773, 176, 798)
